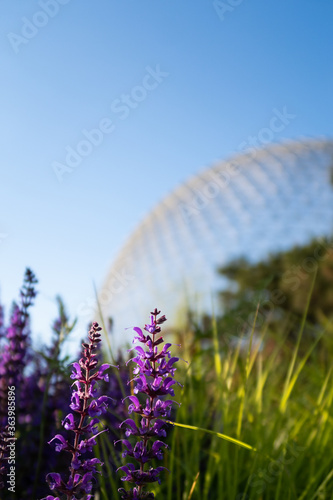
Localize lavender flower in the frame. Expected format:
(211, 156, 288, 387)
(42, 322, 117, 500)
(117, 309, 180, 499)
(0, 268, 38, 493)
(0, 268, 37, 405)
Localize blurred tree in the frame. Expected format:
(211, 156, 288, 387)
(217, 237, 333, 338)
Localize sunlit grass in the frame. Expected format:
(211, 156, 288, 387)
(157, 321, 332, 499)
(94, 282, 333, 499)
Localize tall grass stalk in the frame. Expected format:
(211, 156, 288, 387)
(155, 284, 332, 498)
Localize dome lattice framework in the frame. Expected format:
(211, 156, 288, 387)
(99, 138, 333, 345)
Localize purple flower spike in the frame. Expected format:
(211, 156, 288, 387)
(117, 309, 181, 499)
(0, 269, 37, 430)
(42, 322, 117, 499)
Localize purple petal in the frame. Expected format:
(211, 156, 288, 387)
(62, 413, 76, 431)
(151, 376, 163, 390)
(78, 435, 97, 453)
(125, 395, 142, 414)
(144, 315, 156, 334)
(132, 327, 146, 343)
(97, 363, 110, 382)
(69, 391, 81, 411)
(134, 346, 145, 358)
(48, 434, 69, 452)
(70, 362, 82, 380)
(120, 418, 139, 436)
(80, 472, 94, 492)
(81, 458, 103, 472)
(46, 473, 62, 490)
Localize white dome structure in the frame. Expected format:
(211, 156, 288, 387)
(99, 138, 333, 346)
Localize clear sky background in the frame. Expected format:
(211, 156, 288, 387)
(0, 0, 332, 353)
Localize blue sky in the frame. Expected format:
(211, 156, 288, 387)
(0, 0, 332, 353)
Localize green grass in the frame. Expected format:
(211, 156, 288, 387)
(167, 322, 332, 499)
(157, 326, 331, 498)
(97, 299, 333, 499)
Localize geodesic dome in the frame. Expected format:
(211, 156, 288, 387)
(99, 138, 333, 346)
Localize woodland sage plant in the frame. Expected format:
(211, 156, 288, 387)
(117, 309, 181, 499)
(41, 322, 116, 500)
(0, 268, 38, 492)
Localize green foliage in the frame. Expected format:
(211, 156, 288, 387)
(126, 240, 333, 499)
(88, 244, 333, 498)
(157, 308, 333, 498)
(95, 296, 333, 499)
(217, 237, 333, 341)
